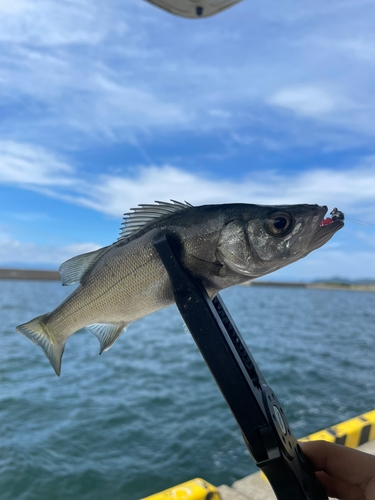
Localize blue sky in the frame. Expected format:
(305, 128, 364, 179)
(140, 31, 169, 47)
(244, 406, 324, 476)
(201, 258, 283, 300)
(0, 0, 375, 281)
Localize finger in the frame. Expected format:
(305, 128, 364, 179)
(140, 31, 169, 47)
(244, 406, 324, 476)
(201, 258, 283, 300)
(315, 471, 365, 500)
(300, 441, 375, 487)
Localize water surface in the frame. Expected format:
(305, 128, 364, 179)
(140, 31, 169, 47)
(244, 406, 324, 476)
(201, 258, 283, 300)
(0, 281, 374, 500)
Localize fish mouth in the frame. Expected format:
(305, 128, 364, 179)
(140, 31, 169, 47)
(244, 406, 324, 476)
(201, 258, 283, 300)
(307, 207, 344, 253)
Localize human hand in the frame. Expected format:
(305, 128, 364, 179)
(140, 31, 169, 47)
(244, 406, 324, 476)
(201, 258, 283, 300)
(300, 440, 375, 500)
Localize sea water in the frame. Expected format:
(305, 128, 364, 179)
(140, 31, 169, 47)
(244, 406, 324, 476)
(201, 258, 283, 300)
(0, 280, 374, 500)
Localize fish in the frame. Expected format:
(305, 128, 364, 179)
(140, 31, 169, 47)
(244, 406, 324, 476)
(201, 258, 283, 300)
(16, 200, 344, 376)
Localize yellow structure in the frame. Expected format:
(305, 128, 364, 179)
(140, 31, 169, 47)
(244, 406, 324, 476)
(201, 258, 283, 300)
(141, 478, 220, 500)
(142, 410, 375, 500)
(300, 409, 375, 448)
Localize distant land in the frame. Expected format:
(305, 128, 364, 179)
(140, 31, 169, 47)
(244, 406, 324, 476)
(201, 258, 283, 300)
(0, 268, 60, 281)
(1, 268, 375, 291)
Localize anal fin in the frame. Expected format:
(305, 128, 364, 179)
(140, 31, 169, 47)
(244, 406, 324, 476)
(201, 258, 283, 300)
(86, 323, 128, 354)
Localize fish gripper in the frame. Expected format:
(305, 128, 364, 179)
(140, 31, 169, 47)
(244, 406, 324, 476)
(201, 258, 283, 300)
(154, 234, 327, 500)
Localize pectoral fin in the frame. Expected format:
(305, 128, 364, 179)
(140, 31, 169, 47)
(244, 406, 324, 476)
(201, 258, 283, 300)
(183, 254, 223, 277)
(59, 246, 111, 286)
(86, 323, 128, 354)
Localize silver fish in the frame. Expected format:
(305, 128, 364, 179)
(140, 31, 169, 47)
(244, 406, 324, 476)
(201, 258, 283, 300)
(16, 200, 344, 376)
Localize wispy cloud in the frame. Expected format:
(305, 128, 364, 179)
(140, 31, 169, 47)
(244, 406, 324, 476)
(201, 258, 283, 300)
(304, 34, 375, 64)
(1, 0, 375, 149)
(83, 164, 375, 219)
(267, 86, 336, 117)
(1, 140, 374, 277)
(0, 238, 100, 267)
(0, 141, 73, 186)
(0, 0, 30, 15)
(1, 141, 374, 218)
(0, 0, 116, 46)
(7, 212, 51, 222)
(0, 141, 74, 185)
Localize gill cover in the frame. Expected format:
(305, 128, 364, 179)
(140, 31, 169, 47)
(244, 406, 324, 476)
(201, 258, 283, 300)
(216, 220, 251, 274)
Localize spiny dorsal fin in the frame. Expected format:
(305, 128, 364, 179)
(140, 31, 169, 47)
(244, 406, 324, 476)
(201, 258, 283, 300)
(59, 246, 111, 286)
(118, 200, 193, 240)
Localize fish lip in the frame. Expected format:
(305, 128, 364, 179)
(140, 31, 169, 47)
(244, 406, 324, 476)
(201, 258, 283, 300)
(315, 217, 345, 238)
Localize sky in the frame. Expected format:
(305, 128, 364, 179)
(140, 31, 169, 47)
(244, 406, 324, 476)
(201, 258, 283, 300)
(0, 0, 375, 281)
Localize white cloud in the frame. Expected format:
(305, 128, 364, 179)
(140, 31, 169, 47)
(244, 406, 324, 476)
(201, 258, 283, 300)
(0, 0, 115, 46)
(336, 37, 375, 63)
(1, 0, 375, 147)
(77, 166, 239, 216)
(267, 86, 336, 117)
(305, 35, 375, 64)
(0, 141, 74, 186)
(255, 0, 374, 24)
(2, 141, 375, 218)
(0, 54, 189, 141)
(231, 133, 283, 151)
(83, 74, 188, 132)
(74, 163, 375, 218)
(7, 212, 51, 222)
(208, 109, 232, 119)
(0, 238, 100, 267)
(0, 0, 30, 15)
(1, 141, 374, 279)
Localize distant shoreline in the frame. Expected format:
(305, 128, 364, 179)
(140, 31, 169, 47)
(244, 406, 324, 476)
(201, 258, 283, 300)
(0, 268, 60, 281)
(242, 281, 375, 292)
(1, 267, 374, 291)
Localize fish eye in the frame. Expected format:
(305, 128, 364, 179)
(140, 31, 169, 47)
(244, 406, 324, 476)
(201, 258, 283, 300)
(265, 211, 293, 237)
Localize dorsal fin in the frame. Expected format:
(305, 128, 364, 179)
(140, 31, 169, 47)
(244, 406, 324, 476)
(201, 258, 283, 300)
(59, 246, 111, 286)
(118, 200, 193, 240)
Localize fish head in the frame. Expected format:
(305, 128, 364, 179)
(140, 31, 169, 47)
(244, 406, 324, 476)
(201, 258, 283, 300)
(217, 204, 344, 279)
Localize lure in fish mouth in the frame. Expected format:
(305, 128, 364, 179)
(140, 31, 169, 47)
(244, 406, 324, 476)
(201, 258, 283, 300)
(308, 207, 345, 253)
(16, 201, 344, 376)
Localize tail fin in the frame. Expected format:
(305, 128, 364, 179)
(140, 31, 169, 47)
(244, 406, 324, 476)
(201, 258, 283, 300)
(16, 314, 65, 377)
